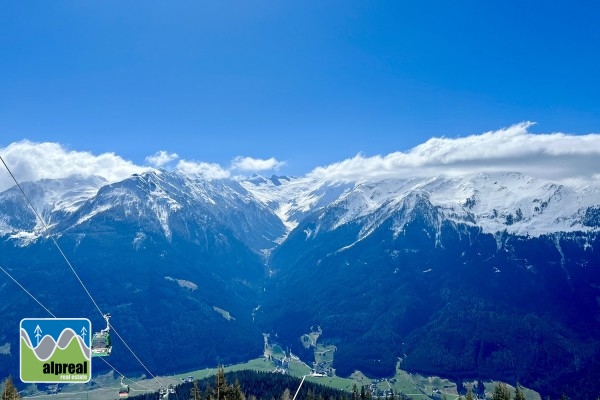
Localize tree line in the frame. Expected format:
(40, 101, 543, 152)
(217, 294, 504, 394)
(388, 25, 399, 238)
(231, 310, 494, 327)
(3, 373, 599, 400)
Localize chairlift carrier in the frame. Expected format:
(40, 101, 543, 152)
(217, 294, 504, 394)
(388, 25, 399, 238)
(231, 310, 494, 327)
(91, 313, 112, 357)
(118, 376, 130, 397)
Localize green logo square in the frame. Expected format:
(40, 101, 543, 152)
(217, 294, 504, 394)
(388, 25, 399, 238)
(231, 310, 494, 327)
(20, 318, 92, 383)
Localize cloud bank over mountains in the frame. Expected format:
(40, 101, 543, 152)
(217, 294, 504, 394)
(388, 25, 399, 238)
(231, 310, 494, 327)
(0, 141, 151, 192)
(1, 123, 600, 192)
(310, 122, 600, 184)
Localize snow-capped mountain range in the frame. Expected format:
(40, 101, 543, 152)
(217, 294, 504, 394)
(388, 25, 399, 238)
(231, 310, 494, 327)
(1, 170, 599, 248)
(2, 169, 600, 398)
(247, 172, 600, 237)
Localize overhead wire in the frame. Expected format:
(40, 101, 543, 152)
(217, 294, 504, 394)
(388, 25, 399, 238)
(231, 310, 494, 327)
(0, 155, 105, 320)
(108, 326, 163, 388)
(0, 263, 156, 393)
(0, 155, 167, 390)
(100, 358, 155, 391)
(0, 265, 57, 318)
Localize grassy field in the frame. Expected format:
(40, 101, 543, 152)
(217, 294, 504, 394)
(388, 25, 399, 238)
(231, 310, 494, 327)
(270, 345, 286, 359)
(212, 306, 235, 321)
(314, 345, 335, 365)
(305, 370, 362, 392)
(21, 357, 541, 400)
(20, 331, 540, 400)
(395, 370, 458, 399)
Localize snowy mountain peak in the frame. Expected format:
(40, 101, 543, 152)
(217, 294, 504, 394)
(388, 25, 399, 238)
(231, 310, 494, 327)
(0, 175, 107, 238)
(1, 171, 598, 249)
(241, 175, 352, 233)
(301, 172, 600, 239)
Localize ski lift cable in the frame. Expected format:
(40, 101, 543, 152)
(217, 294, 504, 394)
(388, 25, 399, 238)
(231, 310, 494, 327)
(103, 326, 164, 389)
(292, 375, 307, 400)
(0, 155, 105, 320)
(100, 358, 154, 391)
(0, 264, 155, 392)
(0, 155, 166, 390)
(0, 265, 57, 318)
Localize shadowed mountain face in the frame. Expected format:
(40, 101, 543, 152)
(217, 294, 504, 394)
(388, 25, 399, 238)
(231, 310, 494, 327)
(261, 198, 600, 396)
(1, 171, 600, 399)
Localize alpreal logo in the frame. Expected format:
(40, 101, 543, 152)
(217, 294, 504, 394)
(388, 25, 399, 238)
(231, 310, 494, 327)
(20, 318, 92, 383)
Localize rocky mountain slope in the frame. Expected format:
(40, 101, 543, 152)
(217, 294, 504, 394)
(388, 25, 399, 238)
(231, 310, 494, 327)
(1, 170, 599, 398)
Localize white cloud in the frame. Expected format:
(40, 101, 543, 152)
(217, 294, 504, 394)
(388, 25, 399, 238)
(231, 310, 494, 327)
(145, 150, 179, 167)
(0, 141, 285, 191)
(0, 140, 151, 192)
(4, 123, 598, 192)
(308, 122, 600, 184)
(231, 156, 285, 172)
(175, 160, 231, 179)
(175, 156, 284, 179)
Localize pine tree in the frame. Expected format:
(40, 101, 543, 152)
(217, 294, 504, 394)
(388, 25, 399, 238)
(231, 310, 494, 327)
(1, 377, 21, 400)
(204, 383, 213, 400)
(491, 383, 511, 400)
(230, 379, 245, 400)
(281, 388, 291, 400)
(514, 384, 526, 400)
(465, 387, 475, 400)
(214, 367, 229, 400)
(191, 379, 201, 400)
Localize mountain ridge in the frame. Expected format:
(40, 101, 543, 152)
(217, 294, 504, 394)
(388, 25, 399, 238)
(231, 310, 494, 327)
(1, 169, 599, 398)
(2, 170, 599, 245)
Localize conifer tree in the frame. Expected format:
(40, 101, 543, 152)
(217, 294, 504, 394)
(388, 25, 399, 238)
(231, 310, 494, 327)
(281, 388, 291, 400)
(1, 377, 21, 400)
(230, 379, 245, 400)
(214, 367, 229, 400)
(491, 383, 511, 400)
(513, 384, 526, 400)
(465, 387, 475, 400)
(190, 379, 201, 400)
(204, 383, 213, 400)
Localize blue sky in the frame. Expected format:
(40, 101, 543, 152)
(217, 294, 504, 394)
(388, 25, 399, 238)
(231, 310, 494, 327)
(1, 1, 600, 177)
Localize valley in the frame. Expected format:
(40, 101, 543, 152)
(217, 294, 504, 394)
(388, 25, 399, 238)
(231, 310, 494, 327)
(1, 171, 599, 399)
(19, 332, 542, 400)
